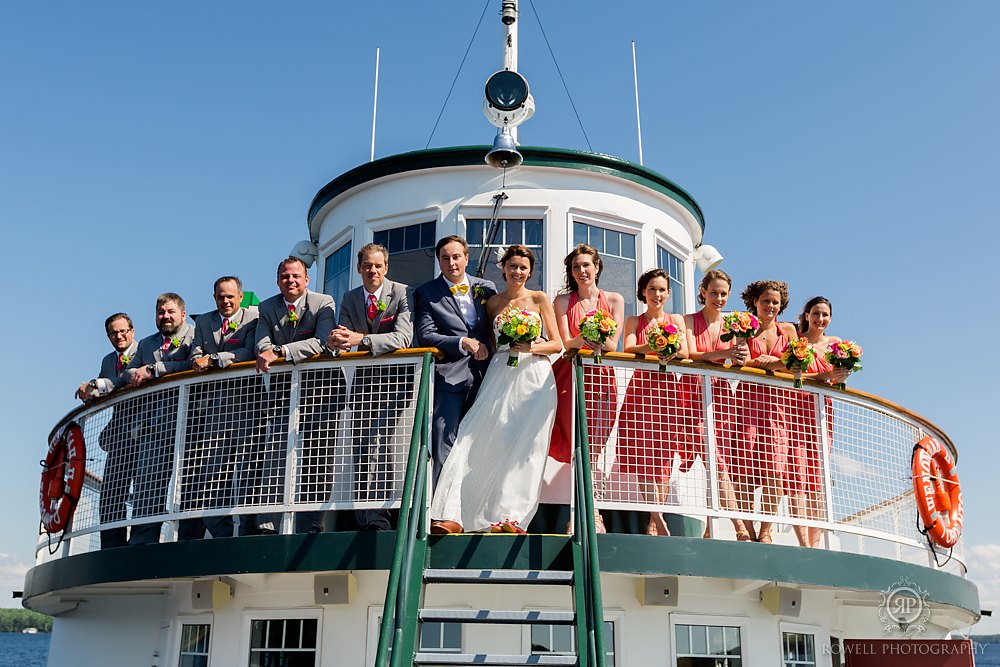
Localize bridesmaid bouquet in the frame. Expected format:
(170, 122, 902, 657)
(781, 339, 815, 388)
(496, 306, 542, 367)
(646, 320, 682, 372)
(720, 311, 760, 367)
(578, 309, 618, 364)
(825, 340, 863, 389)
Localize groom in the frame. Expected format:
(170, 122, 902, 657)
(413, 235, 496, 495)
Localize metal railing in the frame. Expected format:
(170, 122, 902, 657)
(38, 351, 429, 559)
(576, 352, 966, 575)
(36, 349, 966, 578)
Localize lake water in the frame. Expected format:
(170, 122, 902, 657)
(0, 633, 50, 667)
(0, 631, 996, 666)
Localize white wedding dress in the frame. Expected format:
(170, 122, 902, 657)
(429, 315, 558, 532)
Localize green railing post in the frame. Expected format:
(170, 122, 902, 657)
(575, 358, 607, 667)
(374, 353, 433, 667)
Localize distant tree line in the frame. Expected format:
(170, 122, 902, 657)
(0, 608, 53, 633)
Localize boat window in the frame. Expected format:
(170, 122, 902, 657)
(323, 241, 353, 317)
(373, 221, 437, 288)
(782, 631, 817, 667)
(656, 245, 685, 314)
(573, 222, 637, 320)
(248, 618, 318, 666)
(419, 621, 462, 653)
(178, 623, 211, 667)
(467, 218, 544, 291)
(675, 623, 742, 666)
(530, 620, 615, 665)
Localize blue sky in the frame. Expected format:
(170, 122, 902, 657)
(2, 1, 997, 631)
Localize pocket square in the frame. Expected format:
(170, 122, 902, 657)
(379, 315, 395, 324)
(225, 337, 241, 345)
(299, 329, 315, 336)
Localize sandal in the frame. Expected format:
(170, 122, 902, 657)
(735, 530, 753, 542)
(500, 519, 526, 534)
(757, 530, 772, 544)
(489, 522, 504, 533)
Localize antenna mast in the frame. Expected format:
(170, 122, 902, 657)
(502, 1, 519, 142)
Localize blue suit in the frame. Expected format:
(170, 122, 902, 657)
(413, 274, 496, 482)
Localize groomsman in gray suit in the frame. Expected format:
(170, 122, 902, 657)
(123, 293, 196, 545)
(251, 256, 343, 534)
(328, 243, 413, 530)
(179, 276, 260, 540)
(413, 236, 496, 504)
(76, 313, 138, 401)
(76, 313, 139, 549)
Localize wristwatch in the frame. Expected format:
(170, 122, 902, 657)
(210, 353, 220, 367)
(146, 364, 157, 377)
(273, 345, 284, 358)
(361, 335, 372, 349)
(88, 379, 98, 389)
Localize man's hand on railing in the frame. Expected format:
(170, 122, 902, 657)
(128, 365, 154, 386)
(327, 326, 360, 352)
(191, 356, 212, 372)
(75, 382, 97, 402)
(256, 348, 280, 373)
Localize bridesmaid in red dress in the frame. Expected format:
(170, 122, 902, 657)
(682, 270, 754, 541)
(616, 269, 689, 536)
(739, 280, 798, 544)
(787, 297, 848, 547)
(551, 244, 625, 533)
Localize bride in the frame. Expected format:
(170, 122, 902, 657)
(429, 244, 562, 534)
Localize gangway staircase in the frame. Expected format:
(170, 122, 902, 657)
(374, 354, 607, 667)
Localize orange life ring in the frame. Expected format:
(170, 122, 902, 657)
(39, 421, 86, 534)
(912, 436, 963, 548)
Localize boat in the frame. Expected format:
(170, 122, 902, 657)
(22, 3, 982, 666)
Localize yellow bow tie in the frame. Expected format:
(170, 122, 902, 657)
(450, 284, 470, 296)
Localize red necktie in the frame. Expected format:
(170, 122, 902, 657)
(116, 354, 125, 373)
(162, 337, 171, 351)
(221, 318, 230, 333)
(367, 294, 378, 321)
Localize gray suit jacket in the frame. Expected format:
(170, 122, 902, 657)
(191, 306, 259, 368)
(413, 274, 496, 392)
(124, 322, 196, 379)
(255, 290, 335, 364)
(94, 339, 140, 394)
(338, 280, 412, 355)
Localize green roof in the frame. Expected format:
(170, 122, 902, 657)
(307, 146, 705, 233)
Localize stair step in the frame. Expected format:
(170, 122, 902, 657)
(424, 569, 573, 585)
(419, 609, 575, 625)
(414, 653, 576, 665)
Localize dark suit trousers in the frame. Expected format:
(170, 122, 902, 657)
(98, 404, 137, 549)
(432, 381, 482, 485)
(129, 387, 181, 545)
(350, 365, 414, 529)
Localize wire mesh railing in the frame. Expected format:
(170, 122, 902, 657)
(38, 352, 427, 560)
(578, 352, 965, 575)
(37, 349, 965, 578)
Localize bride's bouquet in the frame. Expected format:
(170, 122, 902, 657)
(781, 339, 815, 388)
(496, 306, 542, 367)
(645, 320, 682, 372)
(578, 309, 617, 364)
(720, 311, 760, 368)
(825, 340, 863, 389)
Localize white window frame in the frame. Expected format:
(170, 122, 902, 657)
(459, 205, 550, 289)
(779, 622, 830, 667)
(827, 632, 845, 667)
(519, 608, 623, 666)
(669, 612, 750, 667)
(655, 242, 688, 314)
(366, 605, 465, 667)
(240, 608, 324, 667)
(168, 613, 214, 667)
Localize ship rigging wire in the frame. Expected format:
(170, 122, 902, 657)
(425, 0, 492, 149)
(525, 0, 593, 152)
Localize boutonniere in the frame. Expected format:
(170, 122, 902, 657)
(120, 354, 132, 365)
(170, 337, 181, 349)
(472, 285, 489, 304)
(287, 309, 298, 324)
(375, 299, 388, 314)
(226, 320, 238, 332)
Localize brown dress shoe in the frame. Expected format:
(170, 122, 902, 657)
(430, 520, 464, 535)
